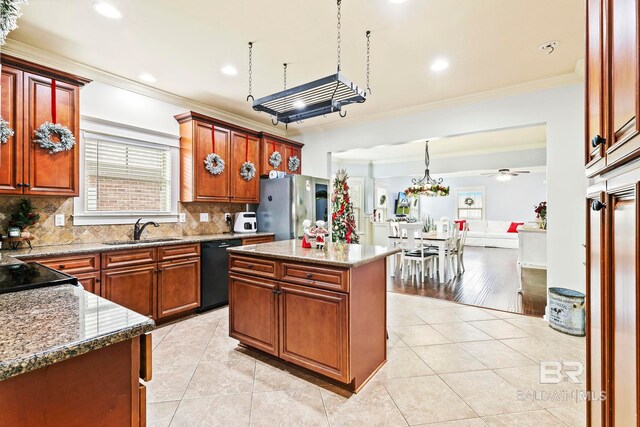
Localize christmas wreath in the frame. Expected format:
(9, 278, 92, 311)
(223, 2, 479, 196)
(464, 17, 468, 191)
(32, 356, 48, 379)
(204, 153, 225, 175)
(288, 155, 300, 172)
(269, 151, 282, 168)
(33, 122, 76, 154)
(240, 161, 256, 181)
(0, 116, 14, 143)
(0, 0, 27, 46)
(464, 196, 475, 206)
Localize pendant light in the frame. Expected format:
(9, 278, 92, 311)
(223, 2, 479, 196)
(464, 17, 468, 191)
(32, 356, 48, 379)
(405, 141, 450, 197)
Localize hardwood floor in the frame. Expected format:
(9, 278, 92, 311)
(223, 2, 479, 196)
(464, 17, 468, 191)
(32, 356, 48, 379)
(387, 246, 547, 317)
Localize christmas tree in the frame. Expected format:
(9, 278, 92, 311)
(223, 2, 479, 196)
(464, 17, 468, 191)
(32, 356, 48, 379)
(331, 169, 359, 244)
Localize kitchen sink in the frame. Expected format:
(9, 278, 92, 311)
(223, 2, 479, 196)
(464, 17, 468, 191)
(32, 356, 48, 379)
(102, 238, 182, 246)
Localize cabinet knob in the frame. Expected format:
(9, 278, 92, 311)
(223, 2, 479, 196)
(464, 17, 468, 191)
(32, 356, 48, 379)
(59, 265, 65, 269)
(247, 264, 254, 269)
(591, 135, 606, 148)
(591, 200, 606, 211)
(16, 183, 23, 188)
(23, 183, 30, 188)
(306, 273, 313, 279)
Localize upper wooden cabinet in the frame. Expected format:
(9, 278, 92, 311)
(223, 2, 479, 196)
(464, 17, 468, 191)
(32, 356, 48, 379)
(0, 55, 90, 196)
(259, 133, 303, 176)
(175, 111, 261, 203)
(586, 0, 640, 174)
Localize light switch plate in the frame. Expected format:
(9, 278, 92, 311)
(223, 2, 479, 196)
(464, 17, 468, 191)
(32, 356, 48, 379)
(54, 214, 65, 227)
(200, 213, 209, 222)
(179, 213, 186, 223)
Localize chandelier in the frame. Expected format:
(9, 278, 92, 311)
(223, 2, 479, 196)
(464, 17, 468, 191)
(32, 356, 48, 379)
(404, 141, 450, 197)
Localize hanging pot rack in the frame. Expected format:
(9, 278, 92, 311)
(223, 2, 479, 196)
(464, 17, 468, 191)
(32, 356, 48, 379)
(247, 0, 371, 125)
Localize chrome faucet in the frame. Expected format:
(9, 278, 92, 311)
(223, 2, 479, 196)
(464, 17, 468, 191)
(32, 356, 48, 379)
(134, 218, 160, 241)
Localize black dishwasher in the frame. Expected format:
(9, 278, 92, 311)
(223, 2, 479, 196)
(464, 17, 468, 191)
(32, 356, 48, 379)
(199, 239, 242, 311)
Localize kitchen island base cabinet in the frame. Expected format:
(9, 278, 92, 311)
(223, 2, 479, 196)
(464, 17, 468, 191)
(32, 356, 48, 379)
(229, 252, 388, 392)
(0, 336, 147, 427)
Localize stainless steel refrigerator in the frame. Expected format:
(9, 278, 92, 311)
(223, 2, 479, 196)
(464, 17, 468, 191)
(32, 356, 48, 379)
(257, 175, 330, 241)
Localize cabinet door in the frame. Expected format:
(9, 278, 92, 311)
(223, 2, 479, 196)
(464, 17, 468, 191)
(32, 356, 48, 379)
(279, 283, 349, 383)
(23, 73, 79, 196)
(586, 194, 607, 426)
(261, 138, 285, 175)
(0, 65, 23, 194)
(229, 273, 278, 355)
(157, 258, 201, 319)
(75, 271, 102, 296)
(609, 188, 639, 425)
(230, 131, 260, 203)
(607, 0, 640, 167)
(194, 121, 230, 202)
(101, 264, 156, 318)
(284, 145, 302, 175)
(586, 0, 606, 173)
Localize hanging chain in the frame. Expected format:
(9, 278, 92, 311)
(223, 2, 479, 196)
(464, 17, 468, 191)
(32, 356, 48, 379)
(336, 0, 342, 72)
(247, 42, 254, 102)
(366, 30, 371, 94)
(283, 63, 287, 90)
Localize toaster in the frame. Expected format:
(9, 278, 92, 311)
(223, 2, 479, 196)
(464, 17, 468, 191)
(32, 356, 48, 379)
(234, 212, 257, 233)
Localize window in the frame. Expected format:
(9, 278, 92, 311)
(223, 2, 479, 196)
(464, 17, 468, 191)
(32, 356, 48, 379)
(456, 188, 485, 220)
(74, 118, 179, 225)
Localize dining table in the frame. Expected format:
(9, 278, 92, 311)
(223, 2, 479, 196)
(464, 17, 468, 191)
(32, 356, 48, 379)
(388, 231, 454, 283)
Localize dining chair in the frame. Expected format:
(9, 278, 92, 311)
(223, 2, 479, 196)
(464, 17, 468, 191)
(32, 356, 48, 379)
(398, 223, 435, 282)
(456, 223, 469, 273)
(387, 222, 401, 276)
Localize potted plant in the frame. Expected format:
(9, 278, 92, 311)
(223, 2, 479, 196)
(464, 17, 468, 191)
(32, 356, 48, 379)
(9, 199, 40, 237)
(534, 201, 547, 230)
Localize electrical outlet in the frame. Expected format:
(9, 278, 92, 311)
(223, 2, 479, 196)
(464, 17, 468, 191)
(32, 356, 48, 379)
(179, 213, 186, 223)
(199, 213, 209, 222)
(54, 214, 65, 227)
(224, 213, 232, 223)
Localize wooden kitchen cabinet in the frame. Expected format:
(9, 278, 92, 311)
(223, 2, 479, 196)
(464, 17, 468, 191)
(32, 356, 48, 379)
(230, 130, 260, 203)
(284, 144, 302, 174)
(278, 282, 349, 383)
(240, 235, 275, 246)
(75, 272, 102, 296)
(229, 273, 279, 355)
(585, 0, 606, 175)
(157, 257, 201, 319)
(0, 55, 90, 197)
(101, 265, 157, 318)
(259, 133, 304, 176)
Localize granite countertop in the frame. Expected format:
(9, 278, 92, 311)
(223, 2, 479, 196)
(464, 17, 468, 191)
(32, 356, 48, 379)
(227, 239, 401, 268)
(0, 253, 23, 266)
(4, 232, 275, 260)
(0, 284, 154, 381)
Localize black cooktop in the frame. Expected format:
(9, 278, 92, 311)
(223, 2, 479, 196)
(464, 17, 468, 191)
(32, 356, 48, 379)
(0, 262, 78, 294)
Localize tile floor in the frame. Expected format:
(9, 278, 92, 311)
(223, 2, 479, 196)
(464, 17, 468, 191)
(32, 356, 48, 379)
(146, 292, 586, 426)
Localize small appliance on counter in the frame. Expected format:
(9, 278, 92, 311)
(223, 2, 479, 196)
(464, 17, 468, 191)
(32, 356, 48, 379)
(233, 212, 257, 233)
(0, 262, 78, 294)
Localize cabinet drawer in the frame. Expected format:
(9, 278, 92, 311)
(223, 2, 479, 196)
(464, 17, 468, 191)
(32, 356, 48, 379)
(36, 253, 100, 274)
(241, 236, 274, 246)
(157, 243, 201, 261)
(229, 255, 278, 279)
(281, 263, 350, 292)
(102, 248, 157, 270)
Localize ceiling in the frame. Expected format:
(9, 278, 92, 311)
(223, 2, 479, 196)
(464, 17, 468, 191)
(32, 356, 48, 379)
(10, 0, 583, 130)
(332, 125, 547, 162)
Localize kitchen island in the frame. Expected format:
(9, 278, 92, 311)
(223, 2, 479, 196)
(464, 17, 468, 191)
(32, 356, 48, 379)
(0, 282, 154, 426)
(227, 240, 400, 392)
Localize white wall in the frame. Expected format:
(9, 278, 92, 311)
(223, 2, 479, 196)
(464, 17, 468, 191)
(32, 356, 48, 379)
(377, 172, 547, 222)
(298, 84, 586, 293)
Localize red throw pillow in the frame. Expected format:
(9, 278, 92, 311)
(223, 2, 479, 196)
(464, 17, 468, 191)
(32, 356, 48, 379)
(454, 220, 466, 231)
(508, 222, 524, 233)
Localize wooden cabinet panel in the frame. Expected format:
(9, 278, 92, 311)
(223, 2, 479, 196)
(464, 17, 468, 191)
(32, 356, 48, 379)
(230, 131, 260, 203)
(101, 265, 156, 318)
(157, 258, 201, 319)
(278, 283, 349, 383)
(610, 193, 638, 425)
(284, 145, 302, 174)
(157, 244, 200, 262)
(585, 0, 606, 173)
(36, 253, 101, 275)
(75, 271, 102, 296)
(261, 137, 285, 175)
(102, 248, 157, 270)
(281, 262, 349, 292)
(0, 65, 23, 194)
(240, 236, 274, 246)
(229, 255, 278, 279)
(229, 273, 279, 355)
(194, 121, 230, 202)
(23, 73, 79, 196)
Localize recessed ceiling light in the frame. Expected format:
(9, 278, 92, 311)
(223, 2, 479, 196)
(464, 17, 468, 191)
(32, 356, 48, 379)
(139, 73, 157, 83)
(93, 2, 122, 19)
(220, 65, 238, 76)
(430, 58, 449, 72)
(293, 100, 306, 109)
(389, 0, 407, 3)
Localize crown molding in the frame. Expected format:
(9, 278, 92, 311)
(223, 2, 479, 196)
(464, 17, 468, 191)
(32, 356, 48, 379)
(287, 71, 584, 137)
(2, 39, 287, 137)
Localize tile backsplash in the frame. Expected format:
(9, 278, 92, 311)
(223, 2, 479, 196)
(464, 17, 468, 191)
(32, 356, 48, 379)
(0, 196, 247, 247)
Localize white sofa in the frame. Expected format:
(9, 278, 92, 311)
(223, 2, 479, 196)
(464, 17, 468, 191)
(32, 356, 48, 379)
(464, 220, 523, 249)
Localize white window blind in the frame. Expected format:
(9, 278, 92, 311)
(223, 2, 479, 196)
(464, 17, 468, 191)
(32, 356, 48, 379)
(84, 137, 172, 213)
(456, 190, 485, 220)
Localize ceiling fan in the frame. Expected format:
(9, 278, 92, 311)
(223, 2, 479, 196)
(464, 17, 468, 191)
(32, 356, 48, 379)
(481, 168, 530, 181)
